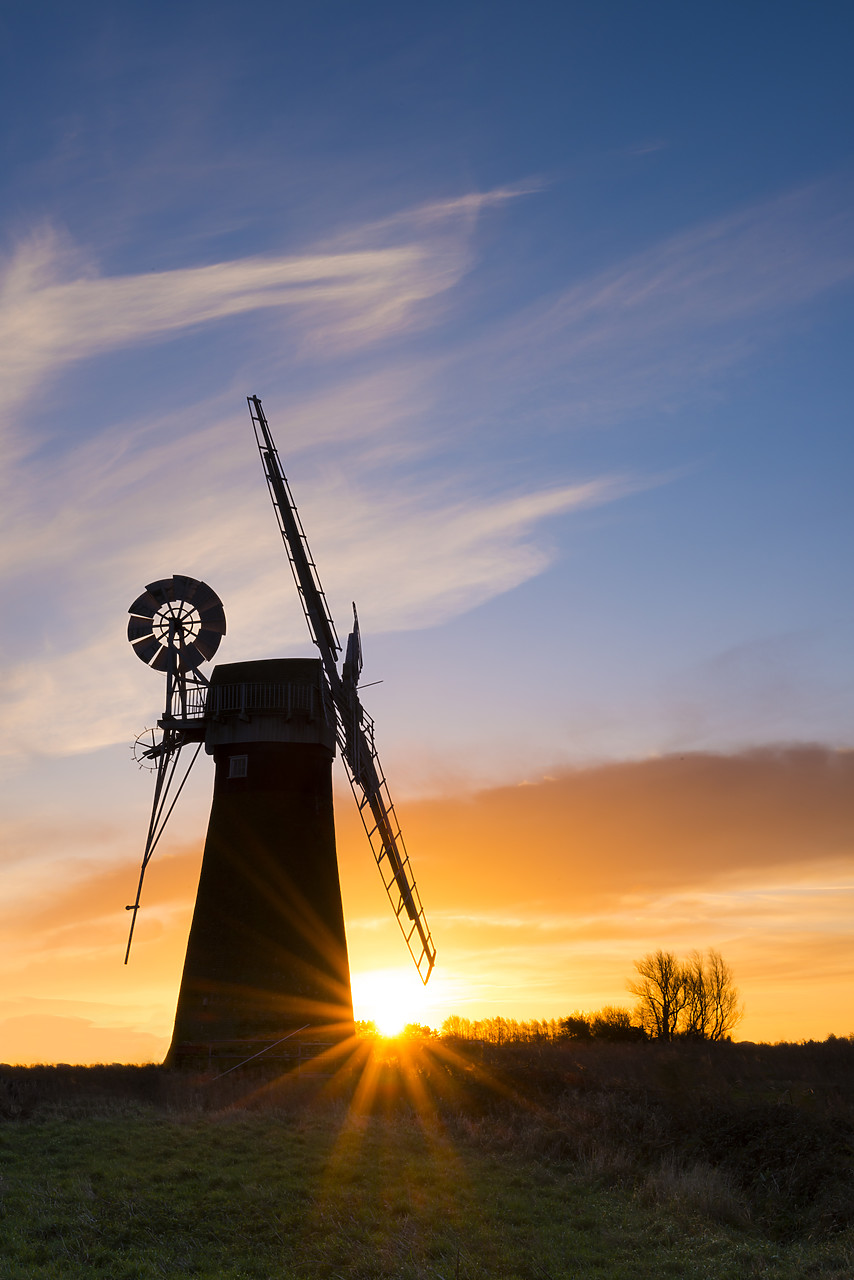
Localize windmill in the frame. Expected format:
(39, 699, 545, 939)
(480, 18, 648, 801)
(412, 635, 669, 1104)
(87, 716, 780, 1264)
(126, 397, 435, 1069)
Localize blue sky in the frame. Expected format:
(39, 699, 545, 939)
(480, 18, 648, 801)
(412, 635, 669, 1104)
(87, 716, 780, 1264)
(1, 2, 852, 1057)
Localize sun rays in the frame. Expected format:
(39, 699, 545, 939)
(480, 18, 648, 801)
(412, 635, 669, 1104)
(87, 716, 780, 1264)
(350, 965, 437, 1038)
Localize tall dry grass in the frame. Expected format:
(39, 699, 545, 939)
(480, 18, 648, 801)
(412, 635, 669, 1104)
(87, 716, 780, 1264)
(2, 1036, 852, 1239)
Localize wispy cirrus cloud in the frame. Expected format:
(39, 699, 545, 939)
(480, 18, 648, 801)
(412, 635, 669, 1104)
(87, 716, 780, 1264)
(0, 187, 527, 449)
(0, 231, 433, 442)
(2, 180, 852, 764)
(0, 431, 637, 757)
(0, 184, 645, 759)
(448, 179, 854, 439)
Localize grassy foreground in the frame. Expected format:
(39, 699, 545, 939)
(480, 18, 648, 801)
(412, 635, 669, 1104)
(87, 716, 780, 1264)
(0, 1038, 852, 1279)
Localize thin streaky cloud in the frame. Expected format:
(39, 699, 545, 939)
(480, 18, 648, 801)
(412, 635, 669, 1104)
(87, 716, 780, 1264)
(0, 210, 472, 441)
(0, 184, 536, 449)
(1, 181, 851, 764)
(0, 467, 640, 758)
(451, 179, 854, 435)
(550, 184, 854, 328)
(323, 473, 653, 627)
(1, 236, 428, 395)
(326, 183, 544, 243)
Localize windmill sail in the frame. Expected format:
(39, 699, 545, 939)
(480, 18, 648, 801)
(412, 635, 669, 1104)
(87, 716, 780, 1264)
(248, 395, 436, 983)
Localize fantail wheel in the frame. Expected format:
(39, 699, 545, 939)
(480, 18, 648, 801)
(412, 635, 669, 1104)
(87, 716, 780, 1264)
(127, 575, 225, 672)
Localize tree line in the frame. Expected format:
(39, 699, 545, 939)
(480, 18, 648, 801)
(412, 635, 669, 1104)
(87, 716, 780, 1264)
(439, 1006, 645, 1043)
(388, 948, 743, 1044)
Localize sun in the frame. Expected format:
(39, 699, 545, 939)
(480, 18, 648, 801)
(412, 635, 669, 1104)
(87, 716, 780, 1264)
(351, 967, 431, 1038)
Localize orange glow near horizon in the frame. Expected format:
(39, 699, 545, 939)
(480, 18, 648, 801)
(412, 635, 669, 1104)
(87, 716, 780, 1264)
(0, 747, 852, 1065)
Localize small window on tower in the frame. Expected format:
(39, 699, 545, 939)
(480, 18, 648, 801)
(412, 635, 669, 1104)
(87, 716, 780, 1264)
(228, 754, 248, 779)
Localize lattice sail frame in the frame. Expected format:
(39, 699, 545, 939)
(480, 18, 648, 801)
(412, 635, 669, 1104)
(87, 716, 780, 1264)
(341, 706, 435, 982)
(247, 395, 436, 983)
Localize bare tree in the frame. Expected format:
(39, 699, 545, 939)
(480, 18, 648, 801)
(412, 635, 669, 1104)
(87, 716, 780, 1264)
(704, 948, 743, 1040)
(682, 950, 711, 1038)
(627, 950, 687, 1041)
(629, 948, 743, 1040)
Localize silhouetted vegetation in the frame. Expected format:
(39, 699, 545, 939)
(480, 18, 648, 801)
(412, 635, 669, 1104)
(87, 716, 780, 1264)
(448, 1034, 854, 1243)
(437, 950, 741, 1048)
(441, 1006, 646, 1044)
(1, 1034, 852, 1275)
(628, 948, 743, 1040)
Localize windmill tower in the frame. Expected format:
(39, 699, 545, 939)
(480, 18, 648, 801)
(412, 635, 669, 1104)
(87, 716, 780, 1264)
(126, 398, 435, 1070)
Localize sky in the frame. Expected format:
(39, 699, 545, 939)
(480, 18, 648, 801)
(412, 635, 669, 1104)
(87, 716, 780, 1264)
(1, 0, 852, 1062)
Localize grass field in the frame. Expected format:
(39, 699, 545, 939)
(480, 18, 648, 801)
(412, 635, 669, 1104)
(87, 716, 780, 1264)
(1, 1038, 852, 1279)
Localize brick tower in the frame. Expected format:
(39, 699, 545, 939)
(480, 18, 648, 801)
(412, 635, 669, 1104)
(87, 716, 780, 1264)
(166, 657, 354, 1068)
